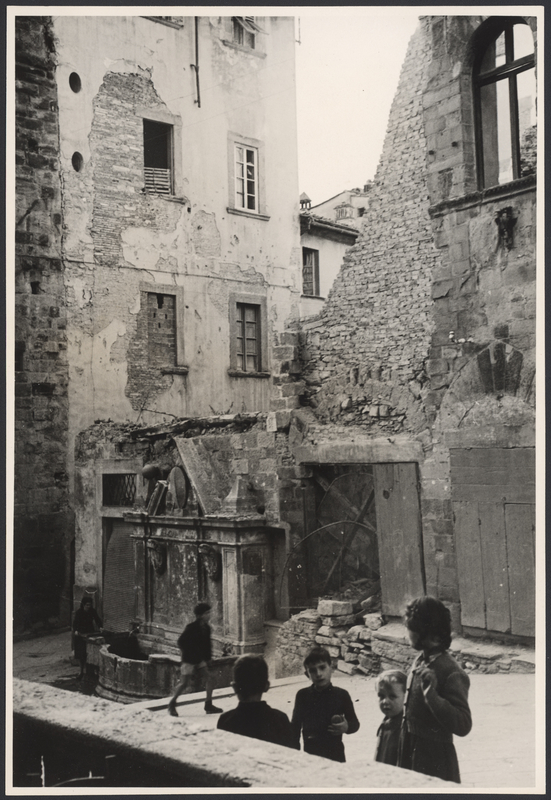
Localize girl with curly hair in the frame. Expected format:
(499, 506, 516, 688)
(397, 596, 472, 783)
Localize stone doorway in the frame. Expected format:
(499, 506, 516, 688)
(299, 462, 425, 616)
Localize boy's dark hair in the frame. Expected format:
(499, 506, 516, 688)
(232, 654, 269, 696)
(303, 646, 331, 669)
(375, 669, 407, 691)
(80, 596, 93, 608)
(194, 602, 211, 617)
(404, 596, 452, 650)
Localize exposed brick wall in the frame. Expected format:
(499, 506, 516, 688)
(299, 20, 440, 435)
(147, 292, 176, 365)
(14, 16, 73, 631)
(90, 71, 169, 267)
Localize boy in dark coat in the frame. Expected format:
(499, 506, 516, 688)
(217, 654, 296, 748)
(291, 646, 360, 762)
(374, 669, 407, 765)
(168, 602, 222, 716)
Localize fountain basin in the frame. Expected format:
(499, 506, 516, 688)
(95, 638, 237, 704)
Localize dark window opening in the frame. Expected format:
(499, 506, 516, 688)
(236, 303, 260, 372)
(232, 16, 256, 49)
(143, 119, 173, 194)
(102, 473, 136, 507)
(302, 247, 320, 297)
(30, 282, 40, 294)
(474, 20, 536, 188)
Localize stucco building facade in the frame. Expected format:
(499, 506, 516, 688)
(14, 14, 301, 631)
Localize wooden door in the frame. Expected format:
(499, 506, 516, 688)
(103, 520, 136, 632)
(373, 463, 425, 616)
(452, 447, 535, 636)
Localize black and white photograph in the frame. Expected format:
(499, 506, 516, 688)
(8, 5, 544, 792)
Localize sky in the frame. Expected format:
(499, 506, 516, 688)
(294, 12, 420, 205)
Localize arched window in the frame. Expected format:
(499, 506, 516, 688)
(474, 19, 536, 188)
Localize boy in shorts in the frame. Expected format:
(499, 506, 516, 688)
(168, 602, 222, 716)
(217, 654, 296, 748)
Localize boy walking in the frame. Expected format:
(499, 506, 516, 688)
(168, 602, 222, 716)
(291, 646, 360, 762)
(217, 654, 296, 748)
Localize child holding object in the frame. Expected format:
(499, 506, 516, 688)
(291, 646, 360, 762)
(374, 669, 407, 766)
(217, 654, 296, 748)
(397, 596, 472, 783)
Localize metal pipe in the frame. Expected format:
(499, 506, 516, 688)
(191, 17, 201, 108)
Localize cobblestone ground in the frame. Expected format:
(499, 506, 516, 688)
(12, 632, 540, 790)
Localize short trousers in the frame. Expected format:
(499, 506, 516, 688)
(181, 661, 208, 686)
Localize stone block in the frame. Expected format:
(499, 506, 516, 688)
(336, 660, 357, 674)
(317, 599, 354, 616)
(320, 614, 357, 628)
(363, 613, 384, 630)
(344, 625, 366, 642)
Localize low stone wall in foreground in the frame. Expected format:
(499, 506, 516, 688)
(12, 678, 447, 789)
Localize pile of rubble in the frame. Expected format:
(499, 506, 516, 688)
(276, 592, 535, 679)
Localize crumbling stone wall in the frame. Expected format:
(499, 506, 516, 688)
(300, 19, 440, 434)
(275, 16, 536, 637)
(14, 16, 73, 631)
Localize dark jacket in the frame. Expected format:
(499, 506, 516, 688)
(291, 683, 360, 763)
(218, 701, 296, 749)
(375, 712, 402, 766)
(177, 618, 212, 665)
(403, 650, 472, 741)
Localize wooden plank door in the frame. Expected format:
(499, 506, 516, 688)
(453, 501, 485, 629)
(505, 503, 535, 636)
(103, 520, 136, 632)
(373, 463, 425, 616)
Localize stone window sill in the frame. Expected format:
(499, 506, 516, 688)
(221, 40, 266, 58)
(161, 366, 189, 376)
(301, 294, 325, 300)
(227, 369, 271, 379)
(429, 174, 536, 218)
(226, 207, 270, 221)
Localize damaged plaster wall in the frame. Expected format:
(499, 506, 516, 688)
(47, 14, 301, 609)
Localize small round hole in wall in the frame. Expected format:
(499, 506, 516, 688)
(71, 152, 84, 172)
(69, 72, 82, 93)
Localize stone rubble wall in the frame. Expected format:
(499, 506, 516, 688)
(276, 601, 535, 680)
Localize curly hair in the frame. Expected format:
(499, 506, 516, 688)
(404, 596, 452, 650)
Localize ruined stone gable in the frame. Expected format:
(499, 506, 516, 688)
(301, 19, 440, 435)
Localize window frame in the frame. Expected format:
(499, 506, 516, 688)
(473, 18, 536, 189)
(143, 118, 174, 196)
(139, 282, 188, 375)
(228, 293, 270, 378)
(302, 247, 321, 297)
(227, 133, 269, 220)
(136, 105, 183, 199)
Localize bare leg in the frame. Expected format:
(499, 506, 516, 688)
(168, 675, 190, 716)
(204, 669, 222, 714)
